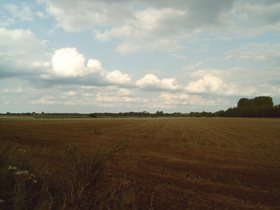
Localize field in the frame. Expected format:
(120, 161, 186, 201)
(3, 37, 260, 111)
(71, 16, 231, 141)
(1, 118, 280, 209)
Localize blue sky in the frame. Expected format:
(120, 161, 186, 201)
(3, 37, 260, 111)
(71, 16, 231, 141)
(1, 0, 280, 113)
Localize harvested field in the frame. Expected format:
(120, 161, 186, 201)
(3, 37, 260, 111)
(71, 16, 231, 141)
(1, 118, 280, 209)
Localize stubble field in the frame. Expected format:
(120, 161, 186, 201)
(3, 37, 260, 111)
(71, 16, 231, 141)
(1, 118, 280, 209)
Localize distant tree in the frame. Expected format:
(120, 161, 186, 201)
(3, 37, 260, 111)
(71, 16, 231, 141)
(89, 113, 97, 118)
(273, 105, 280, 117)
(237, 96, 273, 108)
(172, 112, 182, 116)
(237, 98, 252, 108)
(254, 96, 273, 107)
(226, 96, 276, 118)
(215, 110, 225, 117)
(156, 111, 164, 116)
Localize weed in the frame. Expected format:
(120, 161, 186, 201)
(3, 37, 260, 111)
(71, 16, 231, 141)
(95, 182, 138, 210)
(61, 139, 128, 208)
(63, 143, 109, 207)
(0, 143, 40, 209)
(93, 127, 102, 135)
(0, 140, 131, 209)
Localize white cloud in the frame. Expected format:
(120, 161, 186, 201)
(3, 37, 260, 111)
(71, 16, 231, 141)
(2, 0, 280, 113)
(185, 75, 227, 94)
(42, 0, 235, 32)
(41, 0, 280, 54)
(32, 95, 59, 105)
(160, 92, 219, 107)
(42, 0, 233, 54)
(87, 59, 103, 72)
(171, 53, 187, 60)
(52, 48, 86, 77)
(65, 91, 77, 96)
(116, 42, 142, 55)
(0, 17, 14, 27)
(136, 91, 231, 111)
(30, 85, 143, 110)
(0, 28, 46, 57)
(95, 7, 187, 54)
(183, 61, 204, 71)
(36, 11, 47, 19)
(0, 28, 48, 77)
(160, 92, 190, 104)
(233, 0, 280, 26)
(4, 3, 33, 21)
(181, 69, 241, 96)
(1, 87, 23, 93)
(181, 66, 280, 97)
(48, 47, 132, 86)
(225, 43, 280, 65)
(106, 70, 131, 85)
(44, 0, 131, 32)
(136, 74, 178, 90)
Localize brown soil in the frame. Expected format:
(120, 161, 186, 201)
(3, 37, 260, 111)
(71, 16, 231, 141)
(1, 118, 280, 209)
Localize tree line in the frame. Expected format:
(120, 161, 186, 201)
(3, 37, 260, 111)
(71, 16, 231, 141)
(89, 97, 280, 118)
(187, 96, 280, 118)
(221, 96, 280, 118)
(1, 96, 279, 118)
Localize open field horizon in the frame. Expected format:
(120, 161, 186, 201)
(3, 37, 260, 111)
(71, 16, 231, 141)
(1, 118, 280, 209)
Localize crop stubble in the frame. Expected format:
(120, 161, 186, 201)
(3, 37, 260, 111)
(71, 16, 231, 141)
(1, 118, 280, 209)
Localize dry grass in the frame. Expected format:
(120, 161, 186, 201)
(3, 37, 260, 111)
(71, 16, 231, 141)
(1, 118, 280, 209)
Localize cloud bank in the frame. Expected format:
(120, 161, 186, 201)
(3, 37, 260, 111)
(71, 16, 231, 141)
(0, 0, 279, 113)
(41, 0, 280, 54)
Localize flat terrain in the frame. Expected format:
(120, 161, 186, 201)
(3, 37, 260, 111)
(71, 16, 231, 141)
(1, 118, 280, 209)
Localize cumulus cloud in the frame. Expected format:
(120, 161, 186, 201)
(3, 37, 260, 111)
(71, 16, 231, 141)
(47, 47, 132, 86)
(106, 70, 131, 85)
(180, 66, 280, 98)
(52, 48, 86, 77)
(136, 74, 179, 91)
(181, 69, 240, 96)
(87, 59, 103, 72)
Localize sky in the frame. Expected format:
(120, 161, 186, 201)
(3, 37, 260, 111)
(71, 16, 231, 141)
(0, 0, 280, 114)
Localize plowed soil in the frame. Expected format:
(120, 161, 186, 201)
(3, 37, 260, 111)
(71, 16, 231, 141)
(1, 118, 280, 209)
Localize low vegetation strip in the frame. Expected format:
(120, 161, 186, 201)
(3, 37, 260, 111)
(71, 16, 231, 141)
(0, 140, 134, 209)
(2, 96, 280, 118)
(1, 118, 280, 209)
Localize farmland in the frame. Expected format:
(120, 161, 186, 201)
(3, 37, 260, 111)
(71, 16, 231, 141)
(1, 118, 280, 209)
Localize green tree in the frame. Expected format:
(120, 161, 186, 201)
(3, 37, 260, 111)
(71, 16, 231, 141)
(237, 98, 251, 108)
(254, 96, 273, 107)
(156, 111, 164, 116)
